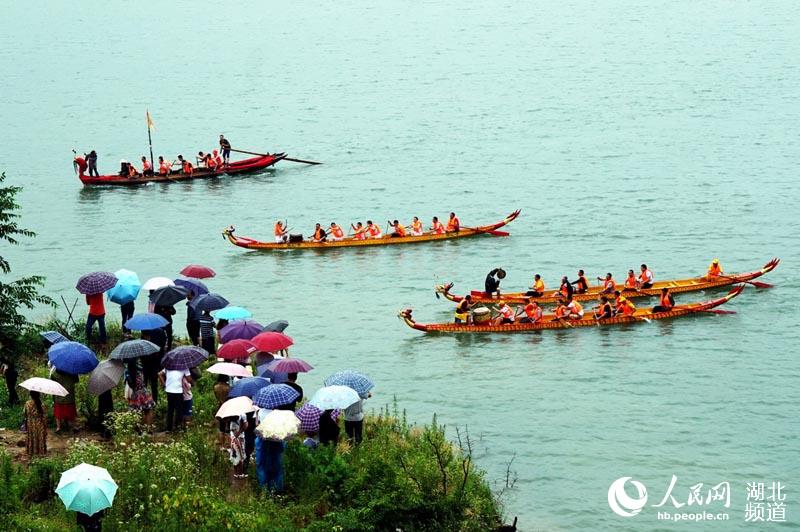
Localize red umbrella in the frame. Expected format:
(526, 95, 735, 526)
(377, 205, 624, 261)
(217, 339, 257, 360)
(251, 332, 294, 352)
(180, 264, 216, 279)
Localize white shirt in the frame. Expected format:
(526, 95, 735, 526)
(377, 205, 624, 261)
(164, 369, 189, 394)
(344, 399, 365, 422)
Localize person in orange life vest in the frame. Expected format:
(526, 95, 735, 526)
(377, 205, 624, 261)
(623, 269, 637, 290)
(351, 222, 366, 240)
(566, 297, 584, 319)
(552, 298, 570, 321)
(652, 288, 675, 313)
(177, 155, 193, 175)
(409, 216, 424, 236)
(494, 300, 515, 325)
(526, 274, 545, 297)
(446, 212, 460, 232)
(706, 259, 723, 279)
(127, 160, 139, 178)
(559, 276, 574, 300)
(328, 223, 345, 241)
(614, 291, 636, 316)
(571, 269, 589, 294)
(73, 155, 88, 177)
(430, 216, 446, 234)
(274, 221, 288, 243)
(212, 149, 223, 168)
(197, 152, 210, 168)
(365, 220, 382, 239)
(206, 151, 218, 170)
(593, 296, 613, 320)
(598, 273, 616, 294)
(389, 220, 406, 238)
(158, 156, 171, 175)
(311, 223, 326, 243)
(454, 295, 473, 324)
(141, 156, 154, 176)
(519, 299, 542, 324)
(637, 264, 654, 289)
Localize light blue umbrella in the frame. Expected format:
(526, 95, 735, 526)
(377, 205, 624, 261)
(324, 370, 374, 398)
(309, 385, 360, 410)
(125, 313, 168, 331)
(107, 269, 141, 305)
(213, 306, 252, 320)
(56, 463, 118, 516)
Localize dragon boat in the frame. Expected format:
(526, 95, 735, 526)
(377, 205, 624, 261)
(222, 210, 521, 250)
(435, 258, 778, 306)
(77, 153, 287, 186)
(400, 285, 744, 333)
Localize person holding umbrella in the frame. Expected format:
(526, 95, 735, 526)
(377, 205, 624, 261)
(185, 292, 200, 346)
(56, 463, 117, 532)
(76, 272, 118, 344)
(51, 368, 79, 433)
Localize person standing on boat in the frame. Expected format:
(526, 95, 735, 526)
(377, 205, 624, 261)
(141, 156, 153, 176)
(571, 270, 589, 294)
(409, 216, 424, 236)
(637, 264, 654, 289)
(598, 273, 616, 294)
(274, 221, 288, 243)
(328, 223, 345, 241)
(219, 134, 232, 166)
(86, 150, 99, 177)
(651, 288, 675, 312)
(446, 212, 460, 232)
(526, 274, 545, 297)
(484, 268, 505, 297)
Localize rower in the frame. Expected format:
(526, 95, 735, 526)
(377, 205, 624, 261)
(409, 216, 424, 236)
(197, 151, 207, 168)
(365, 220, 382, 239)
(446, 212, 460, 232)
(329, 223, 345, 241)
(652, 288, 675, 313)
(566, 297, 584, 319)
(274, 221, 288, 243)
(614, 291, 637, 317)
(389, 220, 406, 238)
(553, 298, 570, 321)
(559, 276, 574, 300)
(454, 295, 473, 324)
(624, 270, 637, 290)
(526, 274, 545, 297)
(494, 300, 515, 325)
(177, 155, 193, 176)
(141, 156, 153, 176)
(351, 222, 367, 240)
(598, 273, 616, 294)
(593, 296, 613, 320)
(311, 223, 326, 243)
(219, 135, 231, 166)
(519, 299, 542, 324)
(431, 216, 446, 235)
(706, 259, 723, 279)
(638, 264, 654, 289)
(127, 161, 139, 178)
(485, 268, 505, 298)
(571, 270, 589, 294)
(158, 156, 170, 175)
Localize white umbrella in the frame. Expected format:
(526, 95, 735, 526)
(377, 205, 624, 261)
(142, 277, 175, 290)
(216, 396, 257, 419)
(19, 377, 69, 397)
(309, 385, 360, 410)
(207, 362, 251, 378)
(255, 409, 300, 440)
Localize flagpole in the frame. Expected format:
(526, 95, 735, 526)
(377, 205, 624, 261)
(146, 111, 155, 167)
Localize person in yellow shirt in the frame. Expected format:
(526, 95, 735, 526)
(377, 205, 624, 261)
(526, 274, 545, 297)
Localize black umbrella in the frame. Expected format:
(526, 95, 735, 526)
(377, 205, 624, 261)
(149, 285, 189, 307)
(189, 293, 229, 313)
(262, 320, 289, 333)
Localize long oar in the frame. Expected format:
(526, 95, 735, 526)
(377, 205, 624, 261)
(718, 274, 772, 289)
(231, 148, 322, 165)
(701, 309, 737, 315)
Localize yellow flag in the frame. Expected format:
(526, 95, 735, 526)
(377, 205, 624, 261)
(146, 110, 155, 130)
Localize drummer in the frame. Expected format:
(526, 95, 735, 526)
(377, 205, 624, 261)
(454, 295, 474, 324)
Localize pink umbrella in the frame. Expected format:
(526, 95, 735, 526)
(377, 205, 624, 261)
(217, 339, 257, 360)
(180, 264, 216, 279)
(207, 362, 251, 378)
(268, 358, 313, 373)
(215, 396, 257, 419)
(251, 332, 294, 352)
(19, 377, 69, 397)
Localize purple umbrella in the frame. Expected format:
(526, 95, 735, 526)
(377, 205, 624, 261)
(252, 384, 300, 409)
(295, 403, 322, 433)
(76, 272, 118, 295)
(162, 346, 209, 370)
(174, 278, 209, 296)
(268, 358, 313, 373)
(219, 320, 263, 343)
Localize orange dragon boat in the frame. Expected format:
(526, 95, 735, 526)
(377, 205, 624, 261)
(435, 258, 778, 306)
(222, 210, 521, 250)
(400, 286, 744, 333)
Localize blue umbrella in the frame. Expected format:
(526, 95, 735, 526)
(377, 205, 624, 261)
(174, 278, 209, 296)
(253, 384, 300, 409)
(48, 342, 99, 375)
(125, 313, 168, 331)
(162, 346, 209, 370)
(228, 376, 271, 399)
(219, 320, 263, 343)
(107, 269, 141, 305)
(76, 272, 118, 295)
(213, 306, 251, 320)
(258, 364, 288, 384)
(324, 370, 375, 398)
(190, 293, 229, 313)
(40, 330, 69, 346)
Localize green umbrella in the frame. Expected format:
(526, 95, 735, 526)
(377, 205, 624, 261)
(56, 463, 118, 516)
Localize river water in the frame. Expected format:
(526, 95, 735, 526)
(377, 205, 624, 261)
(2, 1, 799, 529)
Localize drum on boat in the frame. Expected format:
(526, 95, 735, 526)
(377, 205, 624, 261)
(472, 307, 491, 324)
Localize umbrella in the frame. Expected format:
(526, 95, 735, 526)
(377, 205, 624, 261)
(219, 320, 263, 343)
(217, 339, 257, 360)
(142, 277, 174, 290)
(149, 285, 189, 307)
(56, 463, 118, 516)
(207, 362, 251, 378)
(76, 272, 118, 295)
(109, 339, 159, 360)
(252, 384, 300, 409)
(174, 278, 209, 296)
(268, 358, 313, 374)
(251, 332, 293, 353)
(124, 313, 168, 331)
(106, 269, 141, 305)
(215, 396, 257, 419)
(309, 385, 360, 410)
(262, 320, 289, 333)
(227, 376, 271, 398)
(87, 360, 125, 395)
(48, 342, 99, 375)
(19, 377, 68, 396)
(256, 410, 300, 440)
(324, 370, 375, 398)
(259, 366, 288, 384)
(213, 306, 251, 320)
(190, 293, 229, 313)
(295, 403, 323, 433)
(162, 346, 208, 370)
(180, 264, 216, 279)
(40, 330, 69, 346)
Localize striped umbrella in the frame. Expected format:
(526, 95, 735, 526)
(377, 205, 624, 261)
(227, 376, 271, 399)
(48, 342, 99, 375)
(219, 320, 263, 343)
(217, 339, 257, 360)
(268, 358, 313, 373)
(309, 385, 360, 410)
(56, 463, 118, 516)
(174, 278, 209, 296)
(87, 360, 125, 395)
(252, 384, 300, 409)
(124, 313, 168, 331)
(251, 332, 293, 352)
(109, 340, 159, 360)
(162, 346, 209, 370)
(324, 370, 374, 398)
(76, 272, 118, 295)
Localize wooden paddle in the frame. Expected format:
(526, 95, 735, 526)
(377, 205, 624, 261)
(231, 148, 322, 165)
(700, 309, 737, 315)
(718, 275, 772, 289)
